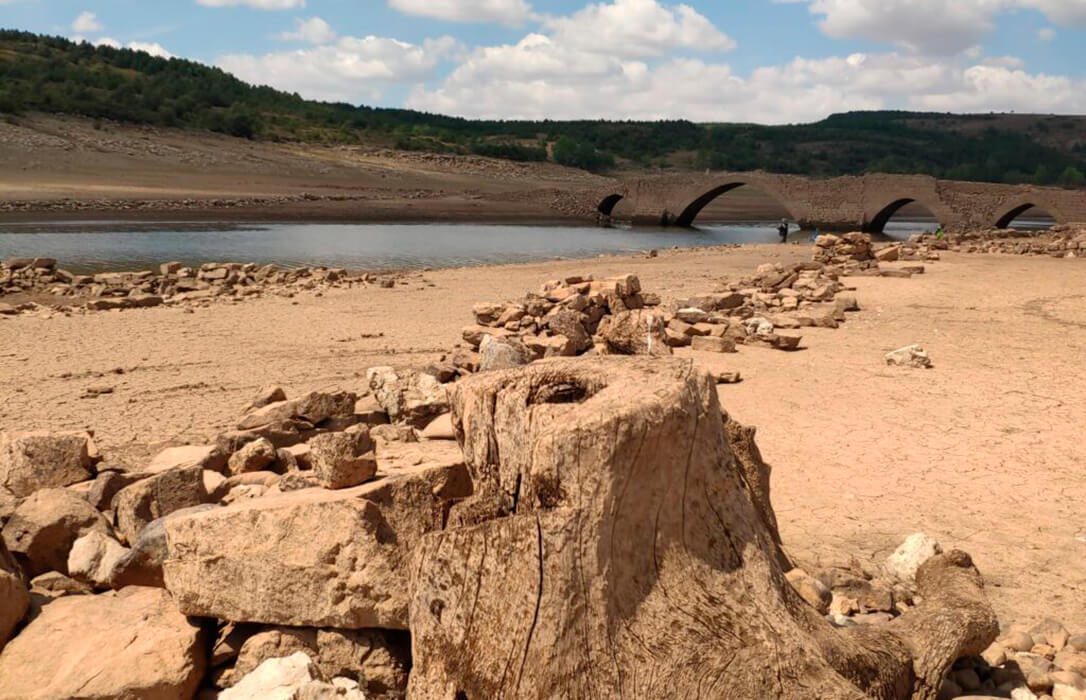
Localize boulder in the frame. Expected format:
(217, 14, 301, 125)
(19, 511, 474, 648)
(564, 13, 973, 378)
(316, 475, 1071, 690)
(109, 504, 219, 589)
(249, 385, 287, 411)
(220, 652, 365, 700)
(237, 391, 356, 431)
(164, 451, 471, 630)
(67, 530, 128, 589)
(596, 309, 672, 356)
(309, 431, 377, 490)
(227, 437, 278, 475)
(1, 488, 110, 576)
(0, 541, 28, 649)
(690, 335, 738, 353)
(876, 245, 901, 262)
(420, 413, 455, 441)
(0, 431, 96, 498)
(0, 587, 207, 699)
(113, 466, 209, 545)
(147, 444, 225, 474)
(76, 470, 146, 511)
(478, 335, 533, 372)
(786, 568, 832, 615)
(546, 310, 592, 353)
(367, 367, 450, 427)
(885, 344, 933, 369)
(886, 533, 943, 586)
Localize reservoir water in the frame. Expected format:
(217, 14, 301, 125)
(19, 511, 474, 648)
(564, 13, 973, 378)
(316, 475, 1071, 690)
(0, 219, 944, 274)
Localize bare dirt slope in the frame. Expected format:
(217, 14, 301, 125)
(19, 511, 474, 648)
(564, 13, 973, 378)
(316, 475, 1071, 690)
(1, 245, 1083, 630)
(0, 114, 791, 223)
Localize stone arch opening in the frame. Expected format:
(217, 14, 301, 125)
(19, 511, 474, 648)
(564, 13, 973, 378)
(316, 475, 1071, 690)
(864, 198, 939, 235)
(674, 182, 794, 228)
(995, 203, 1055, 229)
(597, 194, 624, 217)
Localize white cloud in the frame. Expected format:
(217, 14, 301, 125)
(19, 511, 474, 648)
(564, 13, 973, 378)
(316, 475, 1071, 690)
(196, 0, 305, 9)
(72, 11, 104, 33)
(277, 16, 337, 44)
(789, 0, 1086, 54)
(128, 41, 173, 58)
(1038, 27, 1056, 40)
(94, 37, 121, 49)
(542, 0, 735, 57)
(216, 35, 459, 103)
(388, 0, 533, 26)
(408, 48, 1086, 123)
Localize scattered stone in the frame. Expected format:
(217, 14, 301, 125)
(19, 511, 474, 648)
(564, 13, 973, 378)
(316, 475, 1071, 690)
(885, 532, 943, 586)
(308, 431, 377, 490)
(786, 568, 832, 615)
(227, 437, 278, 475)
(478, 334, 533, 371)
(885, 344, 934, 369)
(690, 335, 737, 353)
(109, 503, 219, 589)
(147, 444, 225, 474)
(420, 413, 455, 440)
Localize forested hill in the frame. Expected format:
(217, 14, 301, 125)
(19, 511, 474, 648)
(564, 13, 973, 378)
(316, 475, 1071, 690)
(2, 28, 1085, 186)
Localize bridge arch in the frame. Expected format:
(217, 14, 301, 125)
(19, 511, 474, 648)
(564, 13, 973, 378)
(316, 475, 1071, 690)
(864, 197, 942, 234)
(995, 203, 1038, 229)
(674, 181, 796, 228)
(597, 194, 625, 217)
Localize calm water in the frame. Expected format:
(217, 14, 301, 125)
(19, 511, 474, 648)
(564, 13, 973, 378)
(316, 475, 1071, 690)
(0, 219, 939, 274)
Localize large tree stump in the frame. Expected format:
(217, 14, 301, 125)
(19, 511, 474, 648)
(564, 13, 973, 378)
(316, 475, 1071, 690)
(407, 358, 997, 699)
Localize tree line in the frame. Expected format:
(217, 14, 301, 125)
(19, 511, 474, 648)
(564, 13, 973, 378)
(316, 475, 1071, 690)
(1, 29, 1084, 185)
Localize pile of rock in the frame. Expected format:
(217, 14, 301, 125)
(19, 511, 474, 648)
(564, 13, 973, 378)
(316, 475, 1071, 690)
(455, 266, 863, 370)
(0, 371, 461, 697)
(814, 232, 877, 269)
(910, 225, 1086, 258)
(0, 257, 408, 315)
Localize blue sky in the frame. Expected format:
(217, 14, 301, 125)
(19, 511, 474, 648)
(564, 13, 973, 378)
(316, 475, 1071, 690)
(2, 0, 1084, 123)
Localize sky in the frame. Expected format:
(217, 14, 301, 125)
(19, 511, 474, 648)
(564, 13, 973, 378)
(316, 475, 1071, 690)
(1, 0, 1084, 124)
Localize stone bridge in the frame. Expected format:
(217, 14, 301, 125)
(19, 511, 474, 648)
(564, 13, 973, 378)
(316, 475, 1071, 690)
(588, 172, 1086, 231)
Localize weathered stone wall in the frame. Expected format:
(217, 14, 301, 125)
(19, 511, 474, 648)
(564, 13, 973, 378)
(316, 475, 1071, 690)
(587, 172, 1086, 231)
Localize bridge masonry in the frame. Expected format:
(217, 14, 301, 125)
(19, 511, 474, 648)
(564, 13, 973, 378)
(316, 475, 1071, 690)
(587, 172, 1086, 232)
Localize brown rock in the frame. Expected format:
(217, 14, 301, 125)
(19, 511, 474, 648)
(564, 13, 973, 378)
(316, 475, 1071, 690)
(110, 504, 219, 589)
(1033, 619, 1072, 651)
(1, 488, 110, 576)
(420, 413, 456, 441)
(0, 540, 28, 649)
(164, 454, 471, 630)
(76, 470, 146, 511)
(237, 391, 356, 431)
(0, 586, 206, 699)
(147, 444, 226, 475)
(690, 335, 738, 353)
(597, 309, 672, 356)
(227, 437, 277, 475)
(546, 309, 591, 353)
(367, 367, 450, 427)
(0, 431, 96, 498)
(478, 335, 533, 372)
(66, 531, 128, 589)
(309, 431, 377, 490)
(113, 466, 209, 545)
(786, 569, 831, 615)
(1055, 651, 1086, 676)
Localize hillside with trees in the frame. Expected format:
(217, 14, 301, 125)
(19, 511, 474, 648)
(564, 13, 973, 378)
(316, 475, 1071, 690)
(1, 29, 1085, 186)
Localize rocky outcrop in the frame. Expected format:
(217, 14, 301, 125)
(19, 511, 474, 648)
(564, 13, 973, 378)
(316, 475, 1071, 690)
(407, 358, 999, 699)
(0, 586, 207, 699)
(163, 450, 471, 630)
(0, 431, 96, 498)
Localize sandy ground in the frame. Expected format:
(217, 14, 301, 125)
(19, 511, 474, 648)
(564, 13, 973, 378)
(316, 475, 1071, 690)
(1, 244, 1084, 630)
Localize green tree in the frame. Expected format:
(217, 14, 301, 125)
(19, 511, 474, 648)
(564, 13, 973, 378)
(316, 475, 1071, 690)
(1058, 166, 1085, 188)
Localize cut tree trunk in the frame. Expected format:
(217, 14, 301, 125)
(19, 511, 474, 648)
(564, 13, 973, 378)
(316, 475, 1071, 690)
(407, 357, 997, 699)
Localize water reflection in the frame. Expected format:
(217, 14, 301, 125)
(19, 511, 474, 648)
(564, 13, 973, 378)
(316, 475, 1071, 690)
(0, 218, 1039, 274)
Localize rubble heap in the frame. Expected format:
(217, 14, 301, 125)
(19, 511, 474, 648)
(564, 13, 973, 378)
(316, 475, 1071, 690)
(912, 224, 1086, 258)
(455, 263, 864, 371)
(0, 257, 410, 315)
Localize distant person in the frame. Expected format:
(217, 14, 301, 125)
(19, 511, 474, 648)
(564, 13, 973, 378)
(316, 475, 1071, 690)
(777, 219, 788, 243)
(809, 227, 820, 243)
(935, 225, 945, 238)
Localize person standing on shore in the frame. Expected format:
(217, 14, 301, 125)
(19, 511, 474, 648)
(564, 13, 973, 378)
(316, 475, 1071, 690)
(778, 219, 789, 243)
